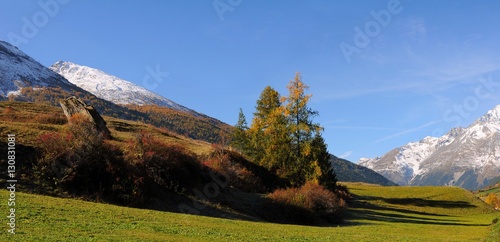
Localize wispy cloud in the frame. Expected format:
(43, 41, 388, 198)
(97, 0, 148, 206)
(339, 150, 353, 159)
(318, 82, 420, 100)
(328, 125, 404, 131)
(416, 59, 500, 84)
(373, 120, 441, 143)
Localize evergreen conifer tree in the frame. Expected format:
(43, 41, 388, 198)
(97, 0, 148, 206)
(231, 108, 250, 153)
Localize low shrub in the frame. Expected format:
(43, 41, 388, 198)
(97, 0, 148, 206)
(202, 150, 265, 193)
(34, 113, 67, 125)
(268, 181, 346, 224)
(34, 114, 115, 199)
(124, 131, 208, 199)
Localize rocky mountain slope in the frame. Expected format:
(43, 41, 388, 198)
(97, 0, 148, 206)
(359, 105, 500, 190)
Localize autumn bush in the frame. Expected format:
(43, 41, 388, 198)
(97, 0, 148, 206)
(34, 113, 67, 125)
(485, 193, 500, 209)
(203, 146, 265, 193)
(34, 114, 118, 200)
(268, 181, 346, 224)
(124, 131, 209, 201)
(34, 117, 212, 206)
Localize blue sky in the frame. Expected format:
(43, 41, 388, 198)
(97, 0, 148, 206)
(2, 1, 500, 162)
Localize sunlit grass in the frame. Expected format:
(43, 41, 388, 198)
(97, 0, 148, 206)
(1, 183, 498, 241)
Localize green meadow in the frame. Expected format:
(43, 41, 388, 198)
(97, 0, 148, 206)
(1, 182, 499, 241)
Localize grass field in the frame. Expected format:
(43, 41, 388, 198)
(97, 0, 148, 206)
(1, 183, 499, 241)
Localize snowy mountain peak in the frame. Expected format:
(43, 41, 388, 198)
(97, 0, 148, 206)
(0, 40, 73, 97)
(478, 105, 500, 123)
(50, 61, 197, 115)
(359, 105, 500, 190)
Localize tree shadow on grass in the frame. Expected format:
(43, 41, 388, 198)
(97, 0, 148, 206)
(344, 194, 490, 227)
(382, 197, 476, 209)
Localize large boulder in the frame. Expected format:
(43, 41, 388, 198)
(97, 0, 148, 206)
(59, 96, 111, 138)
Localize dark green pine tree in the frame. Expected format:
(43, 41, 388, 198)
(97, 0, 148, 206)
(308, 133, 337, 191)
(231, 108, 250, 154)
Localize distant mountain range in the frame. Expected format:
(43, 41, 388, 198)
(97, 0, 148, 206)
(359, 105, 500, 190)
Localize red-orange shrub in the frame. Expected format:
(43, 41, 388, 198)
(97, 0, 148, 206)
(4, 106, 14, 114)
(34, 116, 112, 197)
(36, 132, 74, 163)
(202, 151, 264, 193)
(124, 131, 206, 196)
(268, 181, 346, 222)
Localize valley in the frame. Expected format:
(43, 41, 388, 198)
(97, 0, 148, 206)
(2, 12, 500, 239)
(0, 183, 497, 241)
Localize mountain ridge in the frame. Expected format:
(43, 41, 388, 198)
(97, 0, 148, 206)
(50, 61, 202, 117)
(359, 105, 500, 190)
(330, 155, 396, 186)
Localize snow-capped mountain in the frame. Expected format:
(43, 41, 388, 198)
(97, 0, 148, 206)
(0, 40, 75, 97)
(50, 61, 198, 115)
(359, 105, 500, 190)
(0, 39, 228, 143)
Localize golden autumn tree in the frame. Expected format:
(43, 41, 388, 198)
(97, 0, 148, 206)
(239, 74, 337, 189)
(485, 193, 499, 209)
(246, 86, 291, 173)
(281, 72, 333, 187)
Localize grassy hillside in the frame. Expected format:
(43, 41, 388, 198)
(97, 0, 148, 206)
(1, 183, 498, 241)
(0, 101, 212, 155)
(10, 87, 231, 143)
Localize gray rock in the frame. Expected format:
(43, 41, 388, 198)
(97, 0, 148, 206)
(59, 96, 111, 138)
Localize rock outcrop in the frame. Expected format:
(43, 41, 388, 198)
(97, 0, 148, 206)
(59, 96, 111, 137)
